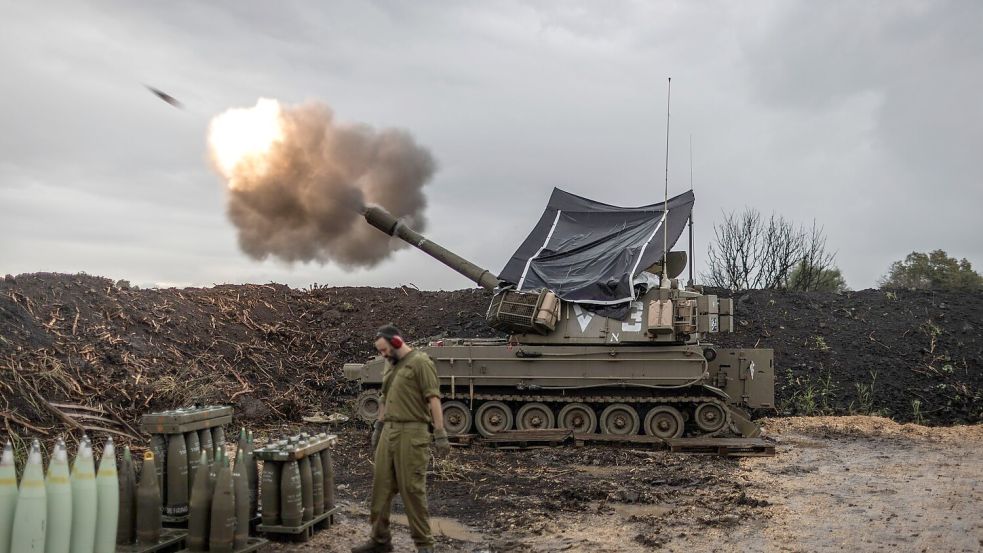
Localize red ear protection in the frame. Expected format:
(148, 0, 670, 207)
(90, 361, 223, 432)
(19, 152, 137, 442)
(389, 336, 404, 349)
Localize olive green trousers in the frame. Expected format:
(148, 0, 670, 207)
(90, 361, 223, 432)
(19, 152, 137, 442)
(369, 421, 434, 547)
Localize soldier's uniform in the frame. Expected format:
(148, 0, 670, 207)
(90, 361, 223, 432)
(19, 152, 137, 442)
(369, 349, 441, 549)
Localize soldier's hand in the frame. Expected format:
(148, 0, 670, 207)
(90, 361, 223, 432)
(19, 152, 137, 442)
(433, 428, 451, 457)
(370, 420, 384, 450)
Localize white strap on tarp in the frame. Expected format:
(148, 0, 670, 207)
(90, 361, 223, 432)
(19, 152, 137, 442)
(627, 211, 667, 299)
(517, 210, 562, 290)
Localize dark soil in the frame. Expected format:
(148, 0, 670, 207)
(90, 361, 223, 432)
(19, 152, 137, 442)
(0, 272, 495, 434)
(710, 287, 982, 424)
(0, 273, 980, 438)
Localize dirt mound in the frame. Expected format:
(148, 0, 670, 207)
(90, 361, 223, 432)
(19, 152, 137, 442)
(710, 287, 982, 425)
(1, 273, 980, 435)
(760, 415, 983, 442)
(0, 272, 496, 434)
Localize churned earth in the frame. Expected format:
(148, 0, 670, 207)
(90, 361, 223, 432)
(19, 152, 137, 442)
(268, 416, 982, 553)
(1, 274, 980, 432)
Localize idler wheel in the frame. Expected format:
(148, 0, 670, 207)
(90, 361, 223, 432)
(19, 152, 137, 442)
(643, 405, 685, 439)
(694, 402, 727, 434)
(475, 401, 514, 437)
(516, 402, 556, 431)
(441, 401, 473, 436)
(557, 403, 597, 434)
(353, 390, 382, 423)
(599, 403, 640, 436)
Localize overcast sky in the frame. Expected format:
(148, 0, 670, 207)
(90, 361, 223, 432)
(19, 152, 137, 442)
(1, 1, 980, 291)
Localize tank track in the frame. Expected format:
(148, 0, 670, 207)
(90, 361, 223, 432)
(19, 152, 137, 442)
(459, 393, 734, 438)
(354, 388, 740, 437)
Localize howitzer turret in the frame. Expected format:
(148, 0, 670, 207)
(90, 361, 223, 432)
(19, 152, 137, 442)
(348, 192, 775, 439)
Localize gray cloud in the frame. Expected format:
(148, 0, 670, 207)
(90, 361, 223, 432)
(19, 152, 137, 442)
(1, 1, 980, 291)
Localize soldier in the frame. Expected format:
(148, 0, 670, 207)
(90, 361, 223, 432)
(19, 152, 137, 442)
(352, 324, 450, 553)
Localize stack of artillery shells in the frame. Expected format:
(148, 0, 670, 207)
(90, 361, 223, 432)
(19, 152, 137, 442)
(253, 432, 337, 539)
(185, 447, 263, 553)
(139, 405, 233, 522)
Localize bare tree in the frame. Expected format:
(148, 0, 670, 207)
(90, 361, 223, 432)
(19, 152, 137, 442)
(757, 214, 805, 289)
(705, 209, 760, 290)
(704, 208, 839, 291)
(788, 223, 838, 291)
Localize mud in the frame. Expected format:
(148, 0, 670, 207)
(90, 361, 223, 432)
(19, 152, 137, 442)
(267, 416, 981, 552)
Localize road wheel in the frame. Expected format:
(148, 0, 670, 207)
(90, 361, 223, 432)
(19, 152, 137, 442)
(643, 405, 685, 439)
(475, 401, 514, 437)
(694, 402, 727, 434)
(442, 401, 473, 436)
(516, 402, 555, 430)
(353, 390, 381, 423)
(557, 403, 597, 434)
(599, 403, 640, 435)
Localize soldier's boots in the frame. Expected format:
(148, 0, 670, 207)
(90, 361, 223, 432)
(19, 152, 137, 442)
(350, 540, 394, 553)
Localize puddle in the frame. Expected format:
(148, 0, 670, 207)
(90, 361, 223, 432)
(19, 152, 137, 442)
(390, 514, 484, 542)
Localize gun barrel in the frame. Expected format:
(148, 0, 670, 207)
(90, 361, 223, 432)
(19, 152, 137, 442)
(363, 205, 500, 290)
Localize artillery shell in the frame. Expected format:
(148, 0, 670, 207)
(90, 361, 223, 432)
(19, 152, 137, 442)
(149, 435, 166, 504)
(319, 448, 335, 510)
(136, 452, 162, 544)
(212, 427, 226, 459)
(232, 451, 249, 550)
(298, 455, 313, 523)
(236, 426, 252, 505)
(235, 429, 247, 472)
(279, 460, 302, 527)
(245, 430, 258, 517)
(0, 440, 17, 553)
(94, 438, 119, 553)
(186, 452, 211, 552)
(309, 452, 324, 517)
(185, 431, 200, 493)
(46, 439, 73, 553)
(208, 457, 236, 553)
(260, 461, 280, 526)
(116, 447, 136, 545)
(11, 440, 46, 553)
(207, 450, 217, 498)
(165, 434, 189, 516)
(70, 437, 97, 553)
(198, 429, 214, 464)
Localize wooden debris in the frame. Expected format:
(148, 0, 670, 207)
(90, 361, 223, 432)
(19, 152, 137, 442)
(667, 437, 776, 457)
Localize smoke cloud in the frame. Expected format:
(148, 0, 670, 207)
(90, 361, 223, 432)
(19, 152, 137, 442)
(207, 99, 435, 268)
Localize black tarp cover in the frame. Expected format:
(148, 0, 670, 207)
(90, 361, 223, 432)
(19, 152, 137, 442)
(499, 188, 694, 310)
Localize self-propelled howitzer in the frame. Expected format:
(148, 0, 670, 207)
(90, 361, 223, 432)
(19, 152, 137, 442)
(347, 197, 774, 438)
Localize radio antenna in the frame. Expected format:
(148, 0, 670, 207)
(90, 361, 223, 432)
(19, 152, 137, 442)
(661, 77, 671, 287)
(688, 133, 695, 287)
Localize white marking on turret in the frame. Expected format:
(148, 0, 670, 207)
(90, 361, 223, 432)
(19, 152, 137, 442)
(572, 305, 593, 333)
(622, 301, 644, 332)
